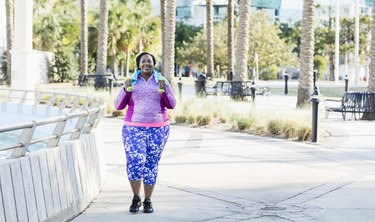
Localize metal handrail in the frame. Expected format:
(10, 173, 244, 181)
(0, 88, 105, 158)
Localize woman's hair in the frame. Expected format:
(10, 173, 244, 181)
(136, 52, 156, 69)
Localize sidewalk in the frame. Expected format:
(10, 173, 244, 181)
(72, 111, 375, 222)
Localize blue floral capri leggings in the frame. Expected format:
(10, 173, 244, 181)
(121, 125, 170, 185)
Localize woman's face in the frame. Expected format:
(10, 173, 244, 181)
(140, 54, 154, 75)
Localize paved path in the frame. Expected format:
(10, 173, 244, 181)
(72, 113, 375, 222)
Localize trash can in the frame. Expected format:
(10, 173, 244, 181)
(195, 74, 206, 97)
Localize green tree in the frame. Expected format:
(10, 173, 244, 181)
(175, 22, 202, 50)
(248, 11, 298, 80)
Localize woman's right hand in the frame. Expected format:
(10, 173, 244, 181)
(124, 78, 133, 92)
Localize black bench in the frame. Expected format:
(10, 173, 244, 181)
(324, 92, 375, 120)
(78, 74, 118, 90)
(206, 81, 270, 98)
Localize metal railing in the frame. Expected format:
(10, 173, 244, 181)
(0, 88, 105, 158)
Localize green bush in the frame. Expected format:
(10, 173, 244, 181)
(267, 119, 283, 135)
(296, 126, 312, 141)
(175, 115, 187, 124)
(196, 115, 212, 126)
(187, 116, 195, 124)
(314, 55, 328, 80)
(236, 117, 254, 131)
(260, 64, 279, 80)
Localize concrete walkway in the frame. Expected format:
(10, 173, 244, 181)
(71, 110, 375, 222)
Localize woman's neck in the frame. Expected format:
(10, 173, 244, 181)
(141, 72, 152, 81)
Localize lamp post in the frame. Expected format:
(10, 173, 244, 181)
(255, 53, 259, 81)
(354, 0, 359, 85)
(334, 0, 340, 83)
(344, 74, 349, 92)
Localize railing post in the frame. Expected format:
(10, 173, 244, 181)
(83, 109, 100, 134)
(11, 121, 37, 158)
(47, 115, 68, 147)
(70, 111, 89, 140)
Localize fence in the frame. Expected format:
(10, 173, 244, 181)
(0, 88, 104, 158)
(0, 88, 106, 222)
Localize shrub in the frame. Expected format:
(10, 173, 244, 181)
(267, 119, 283, 135)
(196, 115, 212, 126)
(187, 116, 195, 124)
(296, 126, 312, 141)
(236, 117, 254, 131)
(175, 115, 187, 124)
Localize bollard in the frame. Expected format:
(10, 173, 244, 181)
(178, 77, 183, 99)
(344, 74, 349, 92)
(313, 69, 318, 88)
(284, 72, 289, 95)
(108, 78, 113, 94)
(250, 81, 256, 103)
(310, 86, 320, 143)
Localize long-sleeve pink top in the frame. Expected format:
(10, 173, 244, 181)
(114, 73, 176, 127)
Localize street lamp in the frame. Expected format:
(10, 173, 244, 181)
(335, 0, 340, 83)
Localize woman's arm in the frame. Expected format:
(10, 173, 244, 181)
(160, 84, 176, 109)
(114, 87, 131, 110)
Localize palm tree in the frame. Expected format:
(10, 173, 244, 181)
(160, 0, 166, 73)
(164, 0, 176, 84)
(80, 0, 88, 81)
(206, 0, 214, 78)
(234, 0, 251, 81)
(5, 0, 14, 86)
(227, 0, 234, 80)
(96, 0, 109, 76)
(296, 0, 315, 106)
(369, 1, 375, 91)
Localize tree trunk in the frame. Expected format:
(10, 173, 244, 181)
(80, 0, 88, 77)
(297, 0, 315, 107)
(5, 0, 14, 86)
(206, 0, 214, 78)
(227, 0, 234, 80)
(96, 0, 108, 75)
(363, 1, 375, 120)
(164, 0, 176, 84)
(328, 50, 335, 81)
(124, 49, 130, 77)
(234, 0, 251, 81)
(160, 0, 166, 74)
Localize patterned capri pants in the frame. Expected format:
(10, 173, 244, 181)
(121, 125, 170, 185)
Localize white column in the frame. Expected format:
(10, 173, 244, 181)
(334, 0, 340, 83)
(354, 0, 359, 85)
(11, 0, 34, 91)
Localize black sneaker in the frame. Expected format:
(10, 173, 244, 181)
(143, 198, 154, 213)
(129, 196, 141, 213)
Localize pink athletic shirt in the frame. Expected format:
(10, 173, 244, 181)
(114, 73, 176, 127)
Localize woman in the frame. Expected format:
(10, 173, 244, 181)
(114, 52, 176, 213)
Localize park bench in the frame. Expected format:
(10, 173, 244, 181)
(78, 73, 118, 90)
(206, 81, 270, 98)
(324, 92, 375, 120)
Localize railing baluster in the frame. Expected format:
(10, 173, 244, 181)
(70, 110, 89, 140)
(47, 115, 68, 147)
(11, 121, 37, 158)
